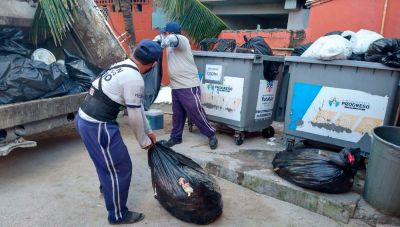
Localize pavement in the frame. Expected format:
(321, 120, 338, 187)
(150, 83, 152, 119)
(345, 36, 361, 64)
(0, 114, 373, 227)
(149, 105, 400, 226)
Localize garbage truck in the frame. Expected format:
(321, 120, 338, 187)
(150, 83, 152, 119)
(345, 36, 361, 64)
(0, 0, 127, 155)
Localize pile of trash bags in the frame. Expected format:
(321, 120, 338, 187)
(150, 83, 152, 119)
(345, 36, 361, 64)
(292, 29, 400, 68)
(272, 143, 361, 193)
(0, 27, 101, 105)
(148, 142, 223, 224)
(200, 36, 279, 81)
(0, 27, 163, 108)
(199, 38, 237, 52)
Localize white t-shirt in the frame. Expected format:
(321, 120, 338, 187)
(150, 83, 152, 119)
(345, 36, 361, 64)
(79, 59, 152, 148)
(156, 34, 200, 89)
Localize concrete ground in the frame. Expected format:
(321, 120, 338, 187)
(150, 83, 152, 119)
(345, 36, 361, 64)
(0, 115, 368, 227)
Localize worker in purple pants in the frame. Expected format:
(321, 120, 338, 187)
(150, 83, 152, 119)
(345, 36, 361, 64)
(154, 22, 218, 149)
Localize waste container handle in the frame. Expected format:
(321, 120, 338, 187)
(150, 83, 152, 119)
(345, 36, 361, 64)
(253, 55, 263, 64)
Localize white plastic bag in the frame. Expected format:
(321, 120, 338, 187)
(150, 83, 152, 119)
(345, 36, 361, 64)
(341, 30, 356, 40)
(350, 29, 383, 55)
(301, 35, 352, 60)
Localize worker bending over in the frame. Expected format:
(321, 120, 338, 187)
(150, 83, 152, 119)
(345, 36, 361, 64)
(75, 40, 162, 225)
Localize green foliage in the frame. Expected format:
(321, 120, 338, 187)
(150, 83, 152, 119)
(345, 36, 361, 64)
(32, 0, 79, 46)
(156, 0, 228, 44)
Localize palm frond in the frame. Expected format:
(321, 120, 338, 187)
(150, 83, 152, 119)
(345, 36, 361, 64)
(156, 0, 228, 44)
(32, 0, 79, 46)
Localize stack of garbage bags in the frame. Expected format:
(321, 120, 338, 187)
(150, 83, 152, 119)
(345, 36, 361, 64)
(0, 27, 101, 105)
(200, 36, 279, 81)
(292, 29, 400, 68)
(272, 142, 361, 193)
(0, 27, 163, 108)
(148, 142, 223, 224)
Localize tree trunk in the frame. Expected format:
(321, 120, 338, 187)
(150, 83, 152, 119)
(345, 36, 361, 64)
(120, 0, 136, 51)
(70, 0, 127, 68)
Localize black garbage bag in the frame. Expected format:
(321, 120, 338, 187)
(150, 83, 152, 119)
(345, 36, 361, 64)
(0, 54, 69, 104)
(324, 31, 343, 36)
(199, 38, 236, 52)
(63, 49, 102, 90)
(365, 38, 400, 68)
(348, 53, 365, 61)
(148, 142, 223, 225)
(292, 42, 313, 56)
(241, 36, 273, 55)
(240, 36, 279, 81)
(272, 144, 360, 193)
(143, 54, 163, 111)
(263, 61, 280, 81)
(0, 27, 31, 56)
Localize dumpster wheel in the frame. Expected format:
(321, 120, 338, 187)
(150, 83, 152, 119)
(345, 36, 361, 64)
(262, 126, 275, 139)
(234, 131, 245, 145)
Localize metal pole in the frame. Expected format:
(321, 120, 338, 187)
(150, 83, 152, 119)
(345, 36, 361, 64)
(380, 0, 389, 35)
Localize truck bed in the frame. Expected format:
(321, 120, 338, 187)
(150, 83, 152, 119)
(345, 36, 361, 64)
(0, 93, 86, 130)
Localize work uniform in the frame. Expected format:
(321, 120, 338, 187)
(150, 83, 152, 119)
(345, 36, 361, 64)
(156, 34, 216, 141)
(75, 59, 151, 223)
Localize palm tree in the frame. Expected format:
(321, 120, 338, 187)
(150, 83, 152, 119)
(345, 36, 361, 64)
(32, 0, 127, 68)
(32, 0, 227, 66)
(155, 0, 228, 44)
(32, 0, 79, 46)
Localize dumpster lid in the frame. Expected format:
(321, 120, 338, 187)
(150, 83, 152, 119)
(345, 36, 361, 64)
(284, 56, 400, 71)
(192, 51, 284, 62)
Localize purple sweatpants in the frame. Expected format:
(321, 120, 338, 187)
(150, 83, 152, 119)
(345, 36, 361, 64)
(171, 86, 215, 140)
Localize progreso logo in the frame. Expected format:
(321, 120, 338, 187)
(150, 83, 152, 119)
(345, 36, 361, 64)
(341, 100, 370, 111)
(328, 97, 370, 111)
(328, 97, 340, 107)
(206, 84, 233, 93)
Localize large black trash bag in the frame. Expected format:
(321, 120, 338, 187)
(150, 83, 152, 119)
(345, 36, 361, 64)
(292, 42, 313, 56)
(365, 38, 400, 68)
(0, 54, 69, 104)
(143, 54, 163, 111)
(241, 36, 273, 55)
(240, 36, 279, 81)
(263, 61, 280, 81)
(63, 49, 102, 89)
(0, 27, 31, 56)
(148, 142, 223, 225)
(272, 144, 360, 193)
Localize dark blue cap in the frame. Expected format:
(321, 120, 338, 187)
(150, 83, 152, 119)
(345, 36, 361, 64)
(160, 22, 181, 34)
(133, 39, 162, 65)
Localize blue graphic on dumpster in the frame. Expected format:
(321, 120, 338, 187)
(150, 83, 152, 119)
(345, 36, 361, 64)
(289, 83, 322, 129)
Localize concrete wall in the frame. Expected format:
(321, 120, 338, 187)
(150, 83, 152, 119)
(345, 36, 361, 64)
(287, 8, 309, 30)
(219, 15, 288, 30)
